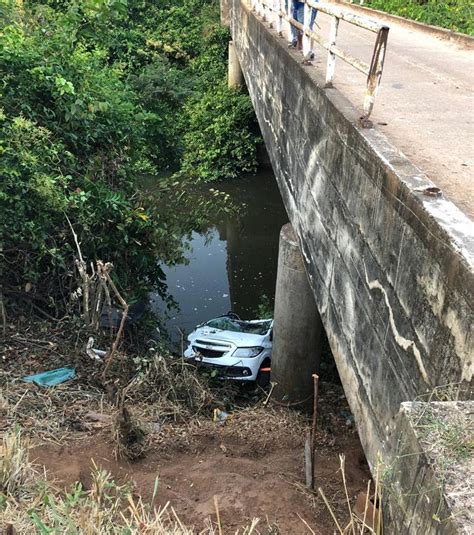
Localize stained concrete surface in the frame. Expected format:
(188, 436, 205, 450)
(228, 0, 474, 470)
(271, 223, 322, 406)
(301, 2, 474, 219)
(228, 3, 473, 531)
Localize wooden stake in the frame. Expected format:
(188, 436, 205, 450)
(0, 290, 6, 337)
(214, 495, 223, 535)
(305, 432, 312, 488)
(310, 373, 319, 490)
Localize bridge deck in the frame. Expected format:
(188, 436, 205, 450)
(305, 3, 473, 219)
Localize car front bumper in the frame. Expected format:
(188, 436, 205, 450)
(184, 350, 259, 381)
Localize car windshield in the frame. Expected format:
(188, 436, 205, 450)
(205, 317, 272, 335)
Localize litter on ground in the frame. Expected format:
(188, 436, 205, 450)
(22, 367, 76, 387)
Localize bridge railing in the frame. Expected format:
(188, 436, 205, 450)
(250, 0, 389, 123)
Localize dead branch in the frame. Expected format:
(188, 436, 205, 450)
(66, 215, 90, 324)
(101, 264, 129, 382)
(98, 263, 114, 338)
(65, 221, 130, 382)
(0, 289, 7, 337)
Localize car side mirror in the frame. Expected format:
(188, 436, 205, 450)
(269, 328, 273, 342)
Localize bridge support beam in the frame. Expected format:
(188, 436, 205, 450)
(228, 41, 244, 89)
(271, 224, 323, 408)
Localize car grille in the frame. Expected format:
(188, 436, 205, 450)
(195, 339, 230, 348)
(192, 346, 226, 359)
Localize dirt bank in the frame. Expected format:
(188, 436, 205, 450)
(2, 318, 371, 533)
(30, 409, 369, 534)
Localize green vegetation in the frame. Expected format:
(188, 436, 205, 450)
(363, 0, 473, 35)
(0, 0, 260, 310)
(255, 294, 274, 319)
(414, 404, 474, 464)
(182, 86, 260, 182)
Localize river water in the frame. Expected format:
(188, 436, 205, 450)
(148, 172, 289, 344)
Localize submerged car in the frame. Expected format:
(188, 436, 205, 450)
(184, 313, 273, 386)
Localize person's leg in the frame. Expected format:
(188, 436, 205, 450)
(295, 3, 304, 49)
(289, 1, 298, 46)
(307, 6, 318, 58)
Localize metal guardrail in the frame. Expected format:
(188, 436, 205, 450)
(250, 0, 389, 122)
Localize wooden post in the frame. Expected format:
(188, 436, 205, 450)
(310, 373, 320, 489)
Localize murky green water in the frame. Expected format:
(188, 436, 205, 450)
(148, 172, 289, 342)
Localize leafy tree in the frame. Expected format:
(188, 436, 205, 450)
(182, 86, 260, 181)
(0, 0, 261, 313)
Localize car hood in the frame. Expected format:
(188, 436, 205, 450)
(188, 326, 266, 347)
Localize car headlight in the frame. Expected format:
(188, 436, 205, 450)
(232, 347, 263, 358)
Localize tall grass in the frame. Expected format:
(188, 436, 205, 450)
(319, 454, 383, 534)
(0, 428, 266, 534)
(0, 427, 36, 497)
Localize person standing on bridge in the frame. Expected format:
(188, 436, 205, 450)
(288, 0, 318, 55)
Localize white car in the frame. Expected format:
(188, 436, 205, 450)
(184, 313, 273, 386)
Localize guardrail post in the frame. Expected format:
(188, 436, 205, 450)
(362, 26, 389, 123)
(268, 0, 275, 27)
(277, 0, 283, 34)
(286, 0, 293, 42)
(325, 16, 340, 86)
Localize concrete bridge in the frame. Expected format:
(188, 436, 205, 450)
(222, 0, 473, 530)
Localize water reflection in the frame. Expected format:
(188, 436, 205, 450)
(149, 173, 289, 343)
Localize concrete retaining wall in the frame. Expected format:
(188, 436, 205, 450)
(385, 402, 473, 533)
(228, 0, 474, 469)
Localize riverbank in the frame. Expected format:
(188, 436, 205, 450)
(1, 315, 370, 534)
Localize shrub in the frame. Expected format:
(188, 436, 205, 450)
(0, 0, 261, 309)
(364, 0, 473, 35)
(181, 86, 261, 181)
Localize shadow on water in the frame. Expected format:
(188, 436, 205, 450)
(146, 172, 289, 345)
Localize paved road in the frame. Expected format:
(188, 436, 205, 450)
(300, 4, 474, 219)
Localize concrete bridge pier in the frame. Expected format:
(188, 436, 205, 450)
(271, 223, 323, 408)
(228, 41, 244, 89)
(220, 0, 230, 27)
